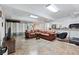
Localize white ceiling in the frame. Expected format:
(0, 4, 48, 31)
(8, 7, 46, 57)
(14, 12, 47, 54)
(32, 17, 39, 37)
(1, 4, 79, 23)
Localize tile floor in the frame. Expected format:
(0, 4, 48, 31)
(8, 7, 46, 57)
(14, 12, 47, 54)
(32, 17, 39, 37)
(11, 36, 79, 55)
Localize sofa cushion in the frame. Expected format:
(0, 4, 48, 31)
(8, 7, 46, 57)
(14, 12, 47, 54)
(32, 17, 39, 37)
(30, 33, 35, 35)
(41, 33, 49, 36)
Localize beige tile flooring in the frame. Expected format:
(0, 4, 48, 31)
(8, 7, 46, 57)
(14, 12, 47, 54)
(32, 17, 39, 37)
(11, 36, 79, 55)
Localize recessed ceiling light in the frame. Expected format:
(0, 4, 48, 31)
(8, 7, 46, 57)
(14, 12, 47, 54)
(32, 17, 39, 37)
(30, 15, 38, 18)
(46, 4, 59, 12)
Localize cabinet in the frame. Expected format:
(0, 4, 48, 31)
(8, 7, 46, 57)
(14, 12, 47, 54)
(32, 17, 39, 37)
(3, 37, 15, 54)
(6, 38, 15, 54)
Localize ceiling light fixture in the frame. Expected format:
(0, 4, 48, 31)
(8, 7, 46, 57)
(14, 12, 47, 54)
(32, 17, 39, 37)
(46, 4, 59, 12)
(30, 15, 38, 18)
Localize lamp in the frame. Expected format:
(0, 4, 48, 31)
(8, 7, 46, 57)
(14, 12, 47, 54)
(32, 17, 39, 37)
(46, 4, 59, 12)
(30, 15, 38, 18)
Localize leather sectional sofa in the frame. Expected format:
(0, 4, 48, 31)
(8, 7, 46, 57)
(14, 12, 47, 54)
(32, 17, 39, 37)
(25, 30, 36, 38)
(25, 30, 56, 41)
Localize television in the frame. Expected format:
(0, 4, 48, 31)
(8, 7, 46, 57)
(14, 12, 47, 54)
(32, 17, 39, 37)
(69, 23, 79, 29)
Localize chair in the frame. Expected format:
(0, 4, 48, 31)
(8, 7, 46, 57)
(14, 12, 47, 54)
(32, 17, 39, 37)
(57, 32, 68, 39)
(0, 47, 7, 55)
(69, 37, 79, 45)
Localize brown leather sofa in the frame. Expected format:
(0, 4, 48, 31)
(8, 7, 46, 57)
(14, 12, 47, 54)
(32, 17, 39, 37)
(39, 31, 56, 41)
(25, 30, 36, 38)
(25, 30, 56, 41)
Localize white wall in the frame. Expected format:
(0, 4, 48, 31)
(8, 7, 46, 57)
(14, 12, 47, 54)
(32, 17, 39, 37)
(52, 16, 79, 28)
(0, 7, 5, 46)
(0, 18, 5, 46)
